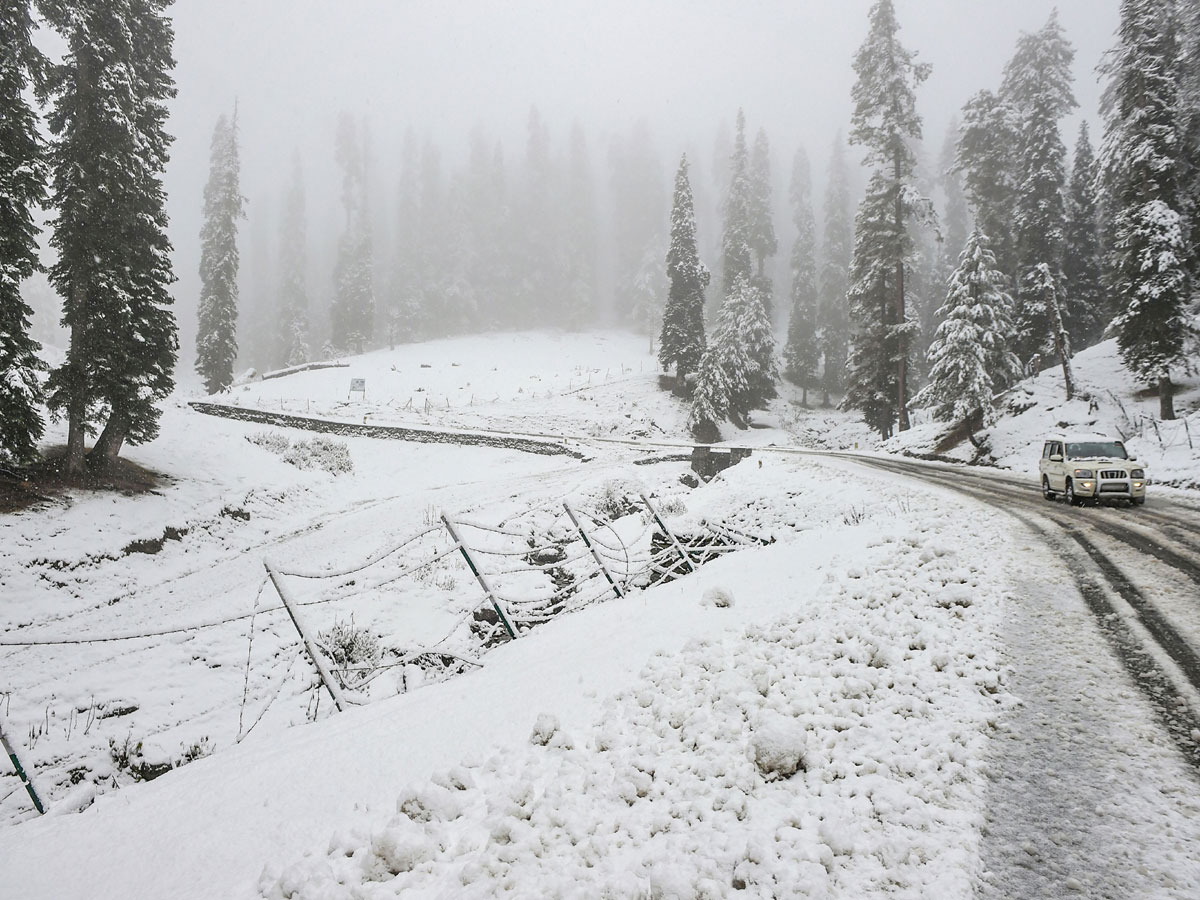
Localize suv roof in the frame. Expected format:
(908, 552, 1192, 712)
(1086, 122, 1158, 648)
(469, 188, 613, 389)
(1045, 431, 1121, 443)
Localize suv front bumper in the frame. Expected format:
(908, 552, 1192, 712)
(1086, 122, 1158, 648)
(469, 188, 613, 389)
(1074, 477, 1147, 500)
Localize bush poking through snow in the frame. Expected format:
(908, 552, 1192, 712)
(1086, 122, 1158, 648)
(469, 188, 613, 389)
(529, 713, 560, 746)
(245, 430, 290, 454)
(318, 619, 381, 686)
(750, 713, 809, 780)
(245, 431, 354, 475)
(702, 586, 734, 608)
(282, 437, 353, 475)
(593, 477, 642, 520)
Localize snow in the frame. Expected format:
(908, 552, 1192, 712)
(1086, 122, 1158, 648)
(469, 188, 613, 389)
(2, 329, 1199, 899)
(890, 334, 1200, 490)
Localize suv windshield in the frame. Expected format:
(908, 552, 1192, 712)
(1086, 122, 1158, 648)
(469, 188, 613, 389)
(1066, 441, 1127, 460)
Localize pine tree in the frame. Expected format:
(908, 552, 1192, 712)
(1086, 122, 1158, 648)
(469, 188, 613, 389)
(818, 135, 854, 406)
(275, 152, 309, 367)
(916, 229, 1021, 425)
(659, 154, 710, 384)
(722, 110, 754, 295)
(1063, 121, 1106, 349)
(330, 112, 374, 353)
(0, 0, 47, 463)
(783, 147, 820, 403)
(747, 127, 778, 284)
(1101, 0, 1196, 419)
(845, 174, 903, 439)
(42, 0, 179, 473)
(924, 119, 972, 367)
(1002, 12, 1076, 367)
(846, 0, 932, 435)
(687, 346, 730, 443)
(954, 90, 1019, 285)
(195, 109, 244, 393)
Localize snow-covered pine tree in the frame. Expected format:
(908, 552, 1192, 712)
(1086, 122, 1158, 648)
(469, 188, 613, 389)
(1002, 11, 1076, 366)
(42, 0, 179, 473)
(916, 228, 1021, 425)
(846, 0, 932, 435)
(0, 0, 47, 463)
(659, 154, 710, 385)
(818, 135, 854, 407)
(1063, 121, 1106, 349)
(330, 112, 375, 353)
(687, 346, 730, 443)
(1101, 0, 1197, 419)
(721, 110, 754, 295)
(748, 127, 778, 286)
(195, 109, 245, 393)
(954, 90, 1019, 286)
(783, 147, 820, 404)
(275, 152, 309, 367)
(844, 173, 903, 439)
(924, 119, 972, 367)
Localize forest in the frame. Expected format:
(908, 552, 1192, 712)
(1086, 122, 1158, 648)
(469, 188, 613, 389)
(1, 0, 1197, 470)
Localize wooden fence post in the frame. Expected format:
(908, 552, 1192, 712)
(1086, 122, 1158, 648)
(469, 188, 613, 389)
(441, 514, 519, 640)
(0, 714, 45, 815)
(640, 492, 697, 573)
(263, 561, 348, 712)
(563, 501, 624, 600)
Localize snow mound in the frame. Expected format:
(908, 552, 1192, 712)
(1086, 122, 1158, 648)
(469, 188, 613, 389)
(701, 585, 734, 608)
(750, 711, 808, 779)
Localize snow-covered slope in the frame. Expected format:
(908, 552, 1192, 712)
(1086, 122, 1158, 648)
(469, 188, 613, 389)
(890, 337, 1200, 488)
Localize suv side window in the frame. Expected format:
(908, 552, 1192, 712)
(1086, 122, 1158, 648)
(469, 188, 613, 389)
(1052, 442, 1063, 458)
(1043, 442, 1054, 459)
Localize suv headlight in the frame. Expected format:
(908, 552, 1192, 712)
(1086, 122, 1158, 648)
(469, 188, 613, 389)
(1131, 468, 1145, 479)
(1073, 468, 1094, 478)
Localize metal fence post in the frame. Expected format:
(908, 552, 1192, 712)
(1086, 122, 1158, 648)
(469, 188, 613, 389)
(640, 492, 697, 573)
(563, 501, 624, 600)
(0, 713, 45, 815)
(441, 513, 519, 640)
(263, 561, 348, 712)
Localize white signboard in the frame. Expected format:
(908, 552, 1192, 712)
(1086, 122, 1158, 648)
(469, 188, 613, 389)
(349, 378, 366, 392)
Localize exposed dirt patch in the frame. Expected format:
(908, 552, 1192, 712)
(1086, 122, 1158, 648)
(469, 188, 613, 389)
(0, 446, 168, 514)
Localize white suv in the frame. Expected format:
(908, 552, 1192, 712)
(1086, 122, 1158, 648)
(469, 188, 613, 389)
(1039, 432, 1147, 506)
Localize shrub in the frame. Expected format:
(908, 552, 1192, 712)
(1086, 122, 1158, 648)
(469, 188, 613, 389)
(246, 430, 290, 454)
(282, 437, 354, 475)
(318, 619, 381, 686)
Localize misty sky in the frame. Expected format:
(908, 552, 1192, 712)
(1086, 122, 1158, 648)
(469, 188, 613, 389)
(153, 1, 1120, 352)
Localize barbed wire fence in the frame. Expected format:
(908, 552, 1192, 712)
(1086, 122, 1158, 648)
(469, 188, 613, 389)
(0, 491, 770, 819)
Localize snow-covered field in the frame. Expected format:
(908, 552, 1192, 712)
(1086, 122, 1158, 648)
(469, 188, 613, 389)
(2, 329, 1199, 899)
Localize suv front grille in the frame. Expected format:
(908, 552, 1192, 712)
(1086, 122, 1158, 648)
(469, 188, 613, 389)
(1100, 470, 1125, 480)
(1099, 483, 1129, 493)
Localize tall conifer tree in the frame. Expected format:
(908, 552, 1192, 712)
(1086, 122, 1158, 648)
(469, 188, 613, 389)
(0, 0, 47, 463)
(42, 0, 179, 473)
(1003, 12, 1076, 367)
(818, 135, 853, 406)
(846, 0, 932, 435)
(195, 109, 244, 393)
(276, 152, 309, 368)
(748, 128, 778, 284)
(1063, 121, 1105, 349)
(916, 229, 1021, 425)
(955, 90, 1019, 286)
(1101, 0, 1196, 419)
(330, 112, 374, 353)
(783, 147, 820, 403)
(659, 155, 710, 384)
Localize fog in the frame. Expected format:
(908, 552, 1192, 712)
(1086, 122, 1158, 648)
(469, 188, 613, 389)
(34, 0, 1124, 371)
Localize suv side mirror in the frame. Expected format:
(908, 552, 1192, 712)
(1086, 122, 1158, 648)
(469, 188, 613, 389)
(1049, 454, 1063, 462)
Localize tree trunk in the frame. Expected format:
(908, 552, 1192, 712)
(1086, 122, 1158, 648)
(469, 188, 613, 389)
(1048, 280, 1075, 401)
(894, 163, 909, 433)
(1159, 375, 1176, 420)
(64, 382, 87, 477)
(802, 386, 808, 407)
(91, 412, 127, 470)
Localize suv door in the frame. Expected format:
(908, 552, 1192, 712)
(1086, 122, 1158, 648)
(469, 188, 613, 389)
(1047, 441, 1066, 490)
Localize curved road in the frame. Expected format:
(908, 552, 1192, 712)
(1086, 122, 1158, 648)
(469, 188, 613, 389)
(842, 453, 1200, 767)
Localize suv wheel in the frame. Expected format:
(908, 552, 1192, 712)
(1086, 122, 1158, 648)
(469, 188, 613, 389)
(1065, 479, 1080, 507)
(1042, 476, 1054, 500)
(1132, 496, 1145, 507)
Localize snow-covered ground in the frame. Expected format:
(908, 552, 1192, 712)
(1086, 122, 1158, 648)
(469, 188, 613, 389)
(2, 329, 1199, 899)
(889, 338, 1200, 488)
